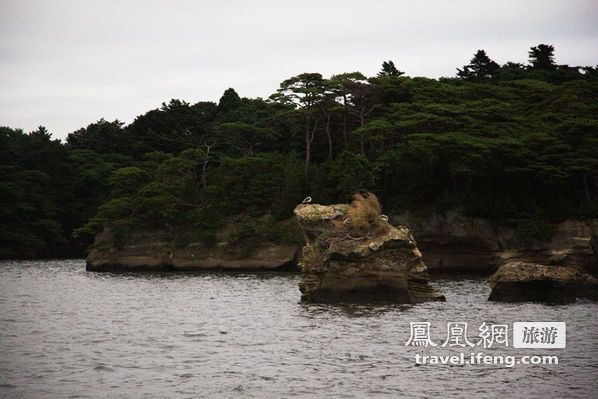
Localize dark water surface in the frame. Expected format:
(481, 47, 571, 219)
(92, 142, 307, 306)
(0, 260, 596, 398)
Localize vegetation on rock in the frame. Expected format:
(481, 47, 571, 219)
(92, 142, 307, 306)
(346, 192, 388, 236)
(2, 44, 598, 258)
(294, 193, 444, 303)
(298, 192, 391, 271)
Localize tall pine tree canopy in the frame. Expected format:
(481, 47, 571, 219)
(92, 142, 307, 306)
(529, 44, 556, 70)
(457, 50, 500, 80)
(378, 60, 404, 77)
(1, 43, 598, 258)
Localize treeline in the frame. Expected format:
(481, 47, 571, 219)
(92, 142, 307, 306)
(1, 44, 597, 258)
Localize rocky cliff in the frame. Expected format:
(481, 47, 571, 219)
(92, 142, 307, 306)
(294, 193, 445, 303)
(487, 261, 598, 303)
(87, 207, 597, 276)
(86, 217, 301, 272)
(393, 211, 598, 274)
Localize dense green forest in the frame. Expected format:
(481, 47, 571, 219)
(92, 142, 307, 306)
(2, 44, 598, 258)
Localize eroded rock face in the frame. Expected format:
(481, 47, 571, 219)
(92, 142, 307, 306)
(87, 241, 298, 272)
(294, 197, 445, 303)
(393, 211, 598, 274)
(86, 218, 301, 272)
(487, 262, 598, 303)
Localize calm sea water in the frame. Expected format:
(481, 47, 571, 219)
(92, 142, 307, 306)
(0, 260, 596, 398)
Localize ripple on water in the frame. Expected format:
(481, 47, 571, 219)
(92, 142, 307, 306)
(0, 260, 597, 398)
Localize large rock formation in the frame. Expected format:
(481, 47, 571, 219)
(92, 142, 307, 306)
(86, 218, 301, 272)
(86, 206, 598, 276)
(393, 211, 598, 274)
(487, 261, 598, 303)
(295, 194, 445, 303)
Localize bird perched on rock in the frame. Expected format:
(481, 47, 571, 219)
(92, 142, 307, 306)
(302, 196, 312, 204)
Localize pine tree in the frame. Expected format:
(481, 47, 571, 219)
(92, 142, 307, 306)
(457, 50, 500, 80)
(218, 88, 242, 112)
(377, 60, 404, 77)
(528, 44, 556, 70)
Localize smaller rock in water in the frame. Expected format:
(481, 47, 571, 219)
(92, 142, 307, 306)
(487, 261, 598, 303)
(294, 192, 445, 304)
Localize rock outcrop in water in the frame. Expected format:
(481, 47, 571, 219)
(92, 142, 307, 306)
(86, 206, 598, 276)
(393, 211, 598, 274)
(487, 261, 598, 303)
(86, 218, 301, 272)
(294, 193, 445, 303)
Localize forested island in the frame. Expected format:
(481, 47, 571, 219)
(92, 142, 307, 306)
(1, 44, 597, 260)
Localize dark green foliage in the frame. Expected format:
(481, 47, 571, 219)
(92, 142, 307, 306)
(1, 127, 69, 257)
(497, 62, 527, 80)
(515, 214, 558, 243)
(2, 43, 598, 258)
(331, 152, 376, 198)
(125, 99, 216, 156)
(203, 153, 305, 218)
(457, 50, 500, 80)
(217, 88, 242, 113)
(213, 122, 277, 156)
(529, 44, 556, 70)
(455, 44, 593, 84)
(66, 119, 129, 154)
(378, 60, 404, 77)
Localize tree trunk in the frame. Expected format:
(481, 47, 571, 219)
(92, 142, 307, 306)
(359, 112, 365, 156)
(342, 96, 348, 148)
(304, 115, 318, 178)
(201, 143, 214, 189)
(325, 110, 332, 158)
(304, 117, 311, 178)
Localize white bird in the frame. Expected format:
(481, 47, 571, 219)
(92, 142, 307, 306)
(302, 196, 312, 204)
(380, 215, 389, 222)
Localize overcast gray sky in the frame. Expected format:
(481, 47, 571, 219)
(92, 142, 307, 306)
(1, 0, 597, 140)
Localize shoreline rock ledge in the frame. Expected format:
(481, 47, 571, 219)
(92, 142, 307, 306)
(488, 261, 598, 303)
(294, 193, 445, 303)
